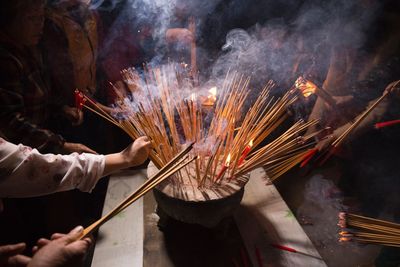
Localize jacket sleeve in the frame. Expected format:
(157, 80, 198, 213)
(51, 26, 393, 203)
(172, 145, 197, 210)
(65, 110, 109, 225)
(0, 138, 105, 198)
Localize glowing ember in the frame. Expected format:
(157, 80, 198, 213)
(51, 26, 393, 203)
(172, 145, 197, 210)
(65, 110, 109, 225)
(226, 153, 231, 166)
(202, 86, 217, 106)
(238, 140, 253, 166)
(190, 93, 196, 102)
(339, 237, 351, 242)
(295, 76, 317, 98)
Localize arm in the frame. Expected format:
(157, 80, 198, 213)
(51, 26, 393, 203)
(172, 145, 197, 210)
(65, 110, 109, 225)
(0, 136, 151, 198)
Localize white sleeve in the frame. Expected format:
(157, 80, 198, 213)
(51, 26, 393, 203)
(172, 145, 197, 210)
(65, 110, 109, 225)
(0, 138, 105, 198)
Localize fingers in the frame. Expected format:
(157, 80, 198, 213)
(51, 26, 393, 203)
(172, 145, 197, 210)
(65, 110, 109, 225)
(60, 226, 84, 244)
(65, 237, 92, 257)
(385, 80, 400, 95)
(138, 136, 152, 147)
(72, 109, 84, 126)
(32, 238, 51, 254)
(137, 136, 149, 142)
(7, 254, 31, 267)
(51, 233, 66, 240)
(0, 243, 26, 257)
(80, 145, 98, 155)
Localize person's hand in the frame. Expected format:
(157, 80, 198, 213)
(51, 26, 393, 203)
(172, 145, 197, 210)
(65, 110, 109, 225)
(63, 142, 97, 154)
(384, 80, 400, 97)
(121, 136, 152, 166)
(0, 243, 31, 267)
(28, 226, 92, 267)
(166, 28, 194, 45)
(32, 233, 66, 255)
(63, 106, 84, 126)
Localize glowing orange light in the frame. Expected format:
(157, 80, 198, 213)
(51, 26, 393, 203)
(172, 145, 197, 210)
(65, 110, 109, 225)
(202, 87, 217, 106)
(249, 139, 254, 147)
(238, 140, 253, 166)
(226, 153, 231, 166)
(295, 77, 317, 98)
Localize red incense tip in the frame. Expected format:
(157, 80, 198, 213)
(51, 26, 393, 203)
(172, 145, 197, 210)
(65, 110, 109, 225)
(300, 148, 318, 168)
(374, 119, 400, 129)
(270, 244, 297, 253)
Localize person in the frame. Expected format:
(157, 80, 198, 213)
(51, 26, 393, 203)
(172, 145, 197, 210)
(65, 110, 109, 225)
(0, 134, 151, 252)
(0, 135, 151, 198)
(305, 1, 400, 265)
(43, 0, 99, 105)
(0, 0, 94, 155)
(0, 226, 92, 267)
(0, 136, 151, 266)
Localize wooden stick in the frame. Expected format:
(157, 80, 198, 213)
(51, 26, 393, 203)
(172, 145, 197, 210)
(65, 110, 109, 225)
(333, 89, 392, 147)
(188, 16, 197, 84)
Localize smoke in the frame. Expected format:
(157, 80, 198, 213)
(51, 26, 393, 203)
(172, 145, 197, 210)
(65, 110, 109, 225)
(211, 0, 382, 92)
(91, 0, 384, 100)
(94, 0, 223, 67)
(295, 174, 380, 266)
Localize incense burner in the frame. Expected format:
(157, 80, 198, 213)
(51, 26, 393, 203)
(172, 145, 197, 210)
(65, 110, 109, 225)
(147, 162, 249, 228)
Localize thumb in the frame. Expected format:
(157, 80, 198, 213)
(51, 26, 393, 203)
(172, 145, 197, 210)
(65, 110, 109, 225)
(0, 243, 26, 257)
(60, 226, 84, 244)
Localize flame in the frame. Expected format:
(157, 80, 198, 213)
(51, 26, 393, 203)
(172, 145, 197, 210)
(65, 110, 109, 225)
(202, 86, 217, 106)
(226, 153, 231, 166)
(191, 93, 196, 101)
(295, 77, 317, 98)
(339, 237, 351, 242)
(209, 86, 217, 96)
(249, 139, 254, 147)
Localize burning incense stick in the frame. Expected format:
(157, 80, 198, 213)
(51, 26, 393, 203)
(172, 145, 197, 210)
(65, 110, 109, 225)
(295, 77, 336, 107)
(80, 65, 317, 200)
(337, 212, 400, 247)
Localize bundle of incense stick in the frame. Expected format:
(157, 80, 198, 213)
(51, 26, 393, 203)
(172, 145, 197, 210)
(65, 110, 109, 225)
(79, 143, 195, 239)
(77, 64, 317, 196)
(337, 212, 400, 247)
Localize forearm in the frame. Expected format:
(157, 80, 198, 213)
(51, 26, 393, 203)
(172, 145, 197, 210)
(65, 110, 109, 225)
(0, 139, 105, 198)
(102, 152, 131, 177)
